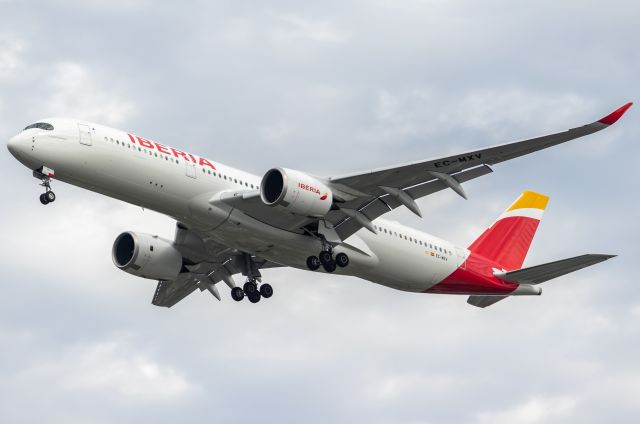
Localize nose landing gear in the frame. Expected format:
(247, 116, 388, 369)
(34, 167, 56, 205)
(39, 190, 56, 205)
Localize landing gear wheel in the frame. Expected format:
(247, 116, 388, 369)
(39, 193, 49, 205)
(231, 287, 245, 301)
(322, 260, 337, 273)
(318, 250, 336, 273)
(306, 256, 321, 271)
(318, 250, 332, 265)
(248, 292, 261, 303)
(260, 283, 273, 298)
(335, 252, 349, 268)
(45, 191, 56, 203)
(243, 281, 258, 295)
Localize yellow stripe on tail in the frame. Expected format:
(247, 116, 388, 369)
(506, 191, 549, 212)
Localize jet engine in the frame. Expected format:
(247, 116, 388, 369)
(260, 168, 333, 217)
(112, 231, 183, 280)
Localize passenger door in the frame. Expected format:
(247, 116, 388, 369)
(78, 123, 92, 146)
(185, 162, 197, 179)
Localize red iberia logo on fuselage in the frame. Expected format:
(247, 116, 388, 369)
(127, 133, 216, 170)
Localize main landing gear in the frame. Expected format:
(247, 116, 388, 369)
(231, 278, 274, 303)
(306, 249, 349, 273)
(230, 253, 274, 304)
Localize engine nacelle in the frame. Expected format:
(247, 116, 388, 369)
(112, 231, 183, 280)
(260, 168, 333, 217)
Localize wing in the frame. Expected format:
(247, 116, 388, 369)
(218, 103, 632, 239)
(151, 224, 282, 308)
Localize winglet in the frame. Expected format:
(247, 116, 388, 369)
(598, 102, 633, 125)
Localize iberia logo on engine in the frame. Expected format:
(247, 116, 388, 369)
(298, 182, 320, 194)
(298, 183, 329, 200)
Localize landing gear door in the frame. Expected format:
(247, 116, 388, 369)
(186, 162, 197, 179)
(78, 123, 92, 146)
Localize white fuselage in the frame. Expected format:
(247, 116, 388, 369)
(8, 119, 466, 292)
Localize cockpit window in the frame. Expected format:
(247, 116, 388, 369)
(24, 122, 54, 131)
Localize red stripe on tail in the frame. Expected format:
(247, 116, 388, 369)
(468, 216, 541, 270)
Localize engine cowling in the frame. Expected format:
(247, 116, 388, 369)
(112, 231, 183, 280)
(260, 168, 333, 217)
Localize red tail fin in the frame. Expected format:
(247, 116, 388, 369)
(468, 191, 549, 270)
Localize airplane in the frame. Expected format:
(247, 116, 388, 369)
(6, 102, 632, 308)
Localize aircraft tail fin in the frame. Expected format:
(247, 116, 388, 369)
(468, 191, 549, 270)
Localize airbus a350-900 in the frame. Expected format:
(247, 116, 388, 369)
(6, 102, 632, 308)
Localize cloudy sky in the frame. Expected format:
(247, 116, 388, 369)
(1, 0, 638, 422)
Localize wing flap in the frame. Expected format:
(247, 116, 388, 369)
(494, 254, 615, 285)
(152, 275, 200, 308)
(334, 165, 493, 239)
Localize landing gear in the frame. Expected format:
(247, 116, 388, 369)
(34, 169, 56, 205)
(231, 279, 274, 304)
(39, 190, 56, 205)
(230, 253, 274, 304)
(307, 250, 349, 273)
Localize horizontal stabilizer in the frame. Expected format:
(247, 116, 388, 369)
(467, 295, 508, 308)
(494, 254, 615, 285)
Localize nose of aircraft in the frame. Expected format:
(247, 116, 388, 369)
(7, 133, 22, 158)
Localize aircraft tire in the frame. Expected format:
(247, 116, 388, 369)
(231, 287, 244, 301)
(335, 253, 349, 268)
(322, 260, 337, 273)
(306, 256, 321, 271)
(318, 250, 333, 266)
(260, 284, 273, 298)
(243, 281, 258, 295)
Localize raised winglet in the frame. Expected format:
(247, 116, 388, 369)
(598, 102, 633, 126)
